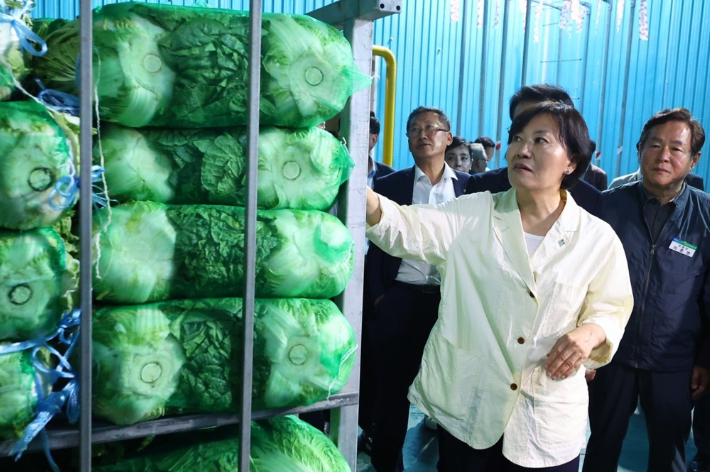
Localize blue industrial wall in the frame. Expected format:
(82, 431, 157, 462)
(34, 0, 710, 181)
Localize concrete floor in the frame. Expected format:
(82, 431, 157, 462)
(357, 404, 700, 472)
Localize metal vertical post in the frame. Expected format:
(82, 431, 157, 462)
(332, 16, 373, 471)
(238, 1, 261, 471)
(596, 0, 612, 160)
(616, 0, 636, 178)
(455, 0, 469, 136)
(521, 0, 534, 86)
(579, 3, 592, 114)
(495, 0, 511, 168)
(78, 0, 93, 470)
(478, 0, 490, 138)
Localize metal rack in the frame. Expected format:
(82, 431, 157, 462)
(0, 0, 400, 471)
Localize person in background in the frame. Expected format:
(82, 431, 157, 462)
(691, 401, 710, 472)
(469, 142, 488, 174)
(366, 102, 633, 471)
(364, 106, 470, 472)
(368, 111, 395, 189)
(474, 136, 496, 167)
(445, 136, 473, 174)
(359, 110, 396, 452)
(609, 166, 705, 191)
(583, 108, 710, 472)
(582, 141, 608, 191)
(465, 84, 603, 218)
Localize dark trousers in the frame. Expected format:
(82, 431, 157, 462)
(437, 427, 580, 471)
(370, 284, 440, 472)
(584, 364, 693, 472)
(693, 394, 710, 458)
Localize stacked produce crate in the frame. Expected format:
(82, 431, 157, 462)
(12, 1, 374, 469)
(0, 2, 82, 459)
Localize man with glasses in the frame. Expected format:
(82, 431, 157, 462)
(364, 106, 470, 472)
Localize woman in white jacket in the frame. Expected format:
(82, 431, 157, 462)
(365, 102, 633, 471)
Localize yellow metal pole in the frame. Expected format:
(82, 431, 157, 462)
(372, 45, 397, 167)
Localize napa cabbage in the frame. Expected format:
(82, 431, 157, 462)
(93, 202, 354, 303)
(93, 415, 350, 472)
(97, 124, 353, 210)
(0, 348, 51, 440)
(92, 298, 356, 425)
(0, 228, 76, 341)
(32, 2, 370, 128)
(0, 6, 30, 101)
(0, 101, 77, 230)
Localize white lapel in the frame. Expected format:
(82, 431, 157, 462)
(528, 190, 580, 272)
(492, 189, 537, 295)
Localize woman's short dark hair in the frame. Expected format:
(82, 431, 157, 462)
(446, 136, 469, 153)
(637, 108, 705, 157)
(508, 84, 573, 120)
(507, 102, 592, 190)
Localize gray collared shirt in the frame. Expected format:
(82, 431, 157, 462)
(639, 182, 686, 243)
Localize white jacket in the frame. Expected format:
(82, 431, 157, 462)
(366, 188, 633, 467)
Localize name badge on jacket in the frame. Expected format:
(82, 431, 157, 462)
(669, 238, 697, 258)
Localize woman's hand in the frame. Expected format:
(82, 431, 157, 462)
(366, 187, 383, 226)
(544, 324, 606, 380)
(691, 366, 710, 399)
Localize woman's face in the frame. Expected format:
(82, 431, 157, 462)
(506, 114, 576, 193)
(445, 145, 472, 173)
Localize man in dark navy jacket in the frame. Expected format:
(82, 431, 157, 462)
(359, 111, 395, 440)
(583, 108, 710, 472)
(364, 106, 470, 472)
(465, 84, 603, 217)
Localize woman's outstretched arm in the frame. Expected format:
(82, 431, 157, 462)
(366, 187, 383, 226)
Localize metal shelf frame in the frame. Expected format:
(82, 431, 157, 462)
(0, 1, 401, 470)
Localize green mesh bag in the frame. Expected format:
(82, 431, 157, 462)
(93, 202, 354, 304)
(91, 298, 356, 425)
(0, 9, 30, 101)
(97, 124, 353, 211)
(93, 415, 351, 471)
(0, 348, 51, 440)
(0, 227, 76, 341)
(0, 101, 76, 230)
(33, 2, 371, 128)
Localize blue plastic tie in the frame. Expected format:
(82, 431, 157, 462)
(0, 1, 47, 57)
(0, 309, 82, 471)
(48, 164, 112, 212)
(36, 79, 80, 116)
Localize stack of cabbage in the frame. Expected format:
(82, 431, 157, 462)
(47, 2, 362, 430)
(92, 299, 355, 425)
(93, 415, 351, 472)
(33, 1, 371, 128)
(0, 100, 78, 440)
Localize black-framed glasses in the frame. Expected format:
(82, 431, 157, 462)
(406, 125, 450, 137)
